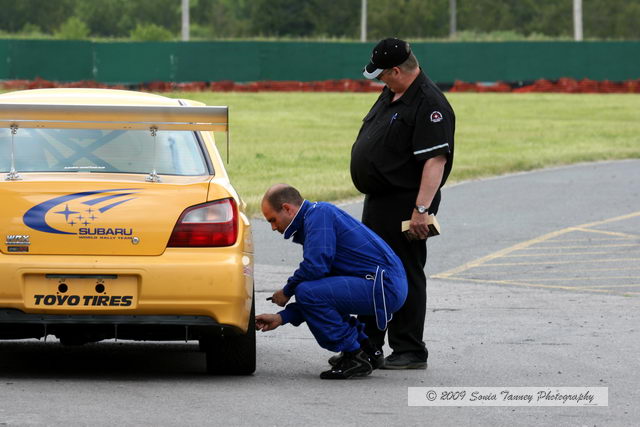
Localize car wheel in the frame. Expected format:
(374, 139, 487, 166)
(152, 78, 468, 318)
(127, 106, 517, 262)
(202, 298, 256, 375)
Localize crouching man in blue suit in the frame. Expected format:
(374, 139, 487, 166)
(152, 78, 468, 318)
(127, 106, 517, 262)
(256, 184, 408, 379)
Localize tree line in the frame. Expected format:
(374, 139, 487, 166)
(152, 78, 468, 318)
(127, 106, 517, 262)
(0, 0, 638, 41)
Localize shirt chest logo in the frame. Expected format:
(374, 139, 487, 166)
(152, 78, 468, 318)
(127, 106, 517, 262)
(430, 111, 443, 123)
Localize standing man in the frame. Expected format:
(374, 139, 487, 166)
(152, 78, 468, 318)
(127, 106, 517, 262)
(351, 38, 455, 369)
(255, 184, 408, 379)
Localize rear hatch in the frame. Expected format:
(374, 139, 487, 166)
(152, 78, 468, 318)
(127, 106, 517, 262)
(0, 100, 229, 256)
(1, 176, 211, 256)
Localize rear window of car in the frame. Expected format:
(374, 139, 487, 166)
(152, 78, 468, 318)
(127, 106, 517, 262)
(0, 128, 209, 175)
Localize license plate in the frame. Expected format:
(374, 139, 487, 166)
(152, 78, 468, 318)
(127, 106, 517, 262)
(24, 274, 138, 310)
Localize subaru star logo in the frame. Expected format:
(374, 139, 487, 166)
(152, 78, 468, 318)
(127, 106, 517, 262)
(23, 188, 140, 236)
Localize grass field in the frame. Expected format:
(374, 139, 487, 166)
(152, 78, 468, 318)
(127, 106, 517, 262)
(165, 92, 640, 215)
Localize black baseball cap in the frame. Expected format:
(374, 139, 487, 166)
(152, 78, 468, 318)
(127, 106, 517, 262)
(363, 38, 411, 79)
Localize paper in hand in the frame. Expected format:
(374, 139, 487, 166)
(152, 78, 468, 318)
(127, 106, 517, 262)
(401, 214, 441, 240)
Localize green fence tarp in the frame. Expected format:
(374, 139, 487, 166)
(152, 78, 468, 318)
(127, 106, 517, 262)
(2, 40, 93, 82)
(0, 40, 638, 84)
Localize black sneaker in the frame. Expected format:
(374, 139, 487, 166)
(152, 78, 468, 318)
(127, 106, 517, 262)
(328, 347, 385, 369)
(379, 352, 427, 370)
(320, 349, 373, 379)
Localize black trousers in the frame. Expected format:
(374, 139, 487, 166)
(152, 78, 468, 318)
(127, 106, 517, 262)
(358, 191, 428, 359)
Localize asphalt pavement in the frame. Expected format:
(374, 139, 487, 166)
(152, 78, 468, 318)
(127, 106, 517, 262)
(0, 160, 638, 426)
(253, 159, 640, 426)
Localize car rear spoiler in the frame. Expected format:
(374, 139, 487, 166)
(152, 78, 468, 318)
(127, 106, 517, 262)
(0, 103, 231, 181)
(0, 103, 228, 131)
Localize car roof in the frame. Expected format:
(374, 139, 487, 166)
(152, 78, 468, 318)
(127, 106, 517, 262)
(0, 88, 185, 107)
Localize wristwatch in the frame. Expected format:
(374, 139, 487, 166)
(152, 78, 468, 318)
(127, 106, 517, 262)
(415, 205, 428, 214)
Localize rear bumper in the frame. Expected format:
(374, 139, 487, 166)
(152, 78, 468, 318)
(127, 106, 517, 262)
(0, 309, 245, 341)
(0, 309, 225, 326)
(0, 248, 254, 333)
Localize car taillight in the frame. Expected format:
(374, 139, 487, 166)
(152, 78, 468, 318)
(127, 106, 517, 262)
(167, 198, 238, 247)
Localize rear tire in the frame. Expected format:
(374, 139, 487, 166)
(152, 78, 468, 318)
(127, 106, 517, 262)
(202, 298, 256, 375)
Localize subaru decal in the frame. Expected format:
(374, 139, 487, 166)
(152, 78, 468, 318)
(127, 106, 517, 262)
(23, 189, 140, 235)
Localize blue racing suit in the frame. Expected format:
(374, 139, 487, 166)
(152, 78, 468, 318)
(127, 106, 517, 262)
(277, 200, 408, 353)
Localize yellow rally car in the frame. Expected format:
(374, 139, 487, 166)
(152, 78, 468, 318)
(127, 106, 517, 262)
(0, 88, 255, 375)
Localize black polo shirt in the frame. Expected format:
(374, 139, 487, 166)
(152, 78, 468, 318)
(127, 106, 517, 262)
(350, 70, 455, 213)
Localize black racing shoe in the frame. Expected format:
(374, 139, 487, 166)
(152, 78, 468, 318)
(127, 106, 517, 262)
(327, 353, 342, 366)
(320, 350, 373, 380)
(328, 347, 385, 369)
(379, 352, 428, 370)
